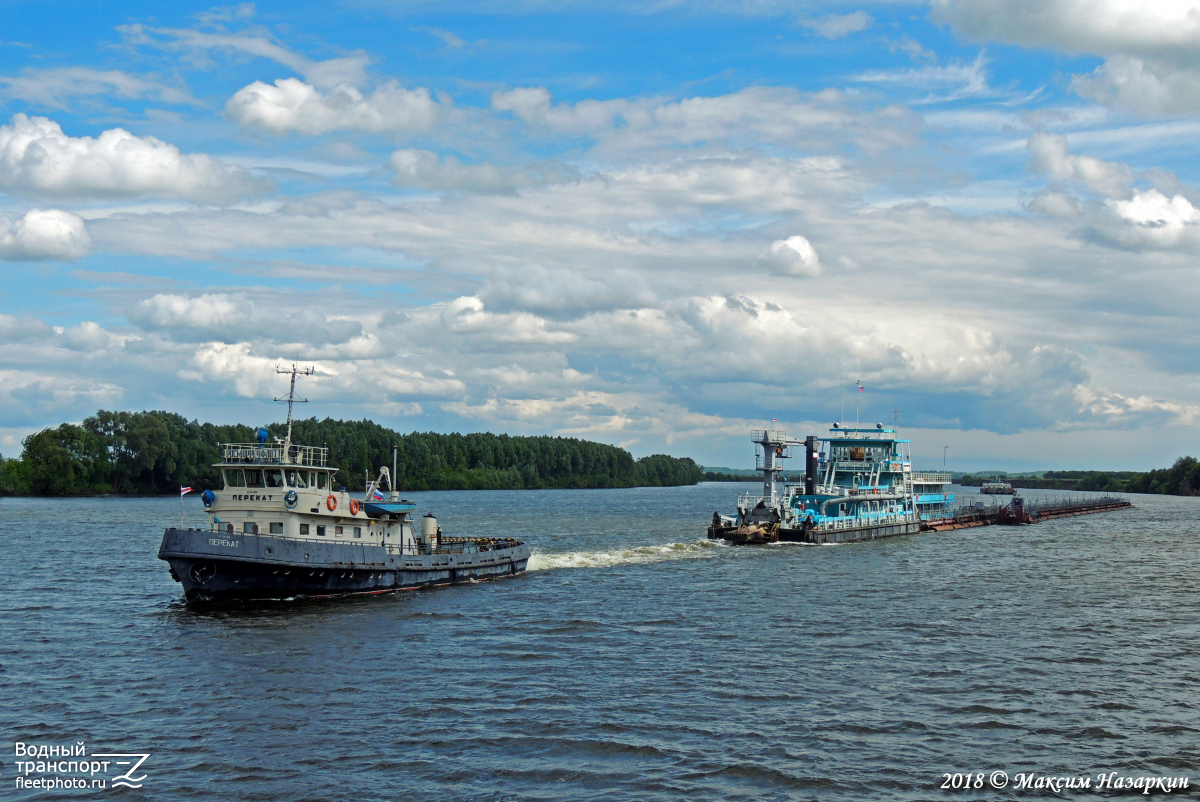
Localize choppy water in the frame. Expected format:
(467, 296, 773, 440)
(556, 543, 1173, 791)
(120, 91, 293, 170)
(1, 484, 1197, 800)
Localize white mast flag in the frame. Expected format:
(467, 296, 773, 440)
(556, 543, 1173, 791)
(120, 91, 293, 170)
(180, 486, 193, 496)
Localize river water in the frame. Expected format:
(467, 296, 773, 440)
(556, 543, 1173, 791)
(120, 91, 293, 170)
(1, 485, 1197, 800)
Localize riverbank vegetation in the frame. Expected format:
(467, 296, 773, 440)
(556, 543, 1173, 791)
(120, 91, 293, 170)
(0, 410, 704, 496)
(959, 458, 1200, 495)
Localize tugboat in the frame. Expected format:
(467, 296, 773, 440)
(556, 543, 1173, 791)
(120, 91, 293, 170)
(707, 424, 954, 545)
(158, 366, 531, 603)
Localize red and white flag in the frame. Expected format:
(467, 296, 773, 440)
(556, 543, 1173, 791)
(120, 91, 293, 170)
(180, 486, 193, 496)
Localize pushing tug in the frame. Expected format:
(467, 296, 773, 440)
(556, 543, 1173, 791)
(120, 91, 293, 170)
(707, 425, 954, 545)
(159, 366, 530, 603)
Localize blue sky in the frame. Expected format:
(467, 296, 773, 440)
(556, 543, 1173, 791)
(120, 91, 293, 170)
(2, 0, 1199, 471)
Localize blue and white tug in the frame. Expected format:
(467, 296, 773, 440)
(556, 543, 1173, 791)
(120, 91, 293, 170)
(708, 425, 954, 544)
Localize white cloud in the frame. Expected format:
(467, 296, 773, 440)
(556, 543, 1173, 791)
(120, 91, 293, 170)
(933, 1, 1200, 116)
(1026, 189, 1083, 218)
(478, 264, 655, 318)
(120, 23, 371, 89)
(760, 235, 821, 277)
(0, 67, 197, 109)
(799, 11, 873, 40)
(226, 78, 438, 135)
(0, 208, 91, 261)
(1103, 189, 1200, 249)
(0, 114, 268, 202)
(129, 292, 367, 346)
(490, 85, 921, 157)
(931, 0, 1200, 55)
(1072, 55, 1200, 116)
(388, 149, 572, 193)
(1027, 132, 1133, 198)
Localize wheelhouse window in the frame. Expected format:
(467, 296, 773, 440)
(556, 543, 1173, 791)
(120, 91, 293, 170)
(286, 470, 307, 488)
(225, 469, 246, 487)
(316, 472, 327, 490)
(269, 522, 283, 534)
(244, 469, 264, 488)
(265, 470, 285, 488)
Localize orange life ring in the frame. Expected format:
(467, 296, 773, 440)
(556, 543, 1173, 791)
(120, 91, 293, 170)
(349, 499, 361, 515)
(326, 494, 337, 511)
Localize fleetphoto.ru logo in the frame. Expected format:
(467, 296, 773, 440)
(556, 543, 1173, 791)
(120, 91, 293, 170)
(12, 741, 150, 792)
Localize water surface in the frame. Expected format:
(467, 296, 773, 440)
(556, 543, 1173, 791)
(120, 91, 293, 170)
(1, 485, 1196, 799)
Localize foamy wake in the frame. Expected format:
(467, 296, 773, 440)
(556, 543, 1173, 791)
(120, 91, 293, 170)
(527, 539, 726, 571)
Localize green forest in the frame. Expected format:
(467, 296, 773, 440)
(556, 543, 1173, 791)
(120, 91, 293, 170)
(0, 410, 704, 496)
(959, 457, 1200, 495)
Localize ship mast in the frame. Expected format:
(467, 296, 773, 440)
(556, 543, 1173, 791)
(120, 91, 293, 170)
(275, 364, 315, 448)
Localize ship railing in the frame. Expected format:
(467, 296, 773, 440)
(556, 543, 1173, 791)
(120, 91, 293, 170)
(222, 442, 329, 466)
(912, 472, 952, 483)
(737, 492, 769, 509)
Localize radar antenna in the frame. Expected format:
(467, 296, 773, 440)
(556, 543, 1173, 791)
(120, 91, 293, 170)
(275, 363, 315, 447)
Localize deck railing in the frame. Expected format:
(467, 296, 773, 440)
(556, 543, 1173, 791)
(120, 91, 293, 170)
(222, 442, 329, 466)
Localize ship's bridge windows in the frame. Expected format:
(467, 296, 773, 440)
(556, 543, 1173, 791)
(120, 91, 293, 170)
(265, 470, 285, 489)
(245, 469, 264, 488)
(316, 472, 327, 490)
(286, 470, 307, 488)
(225, 469, 246, 488)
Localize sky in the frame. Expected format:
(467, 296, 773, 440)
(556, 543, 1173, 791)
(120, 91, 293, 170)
(1, 0, 1198, 472)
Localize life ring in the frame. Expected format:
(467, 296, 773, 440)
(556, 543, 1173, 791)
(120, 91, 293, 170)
(326, 495, 338, 511)
(349, 499, 361, 515)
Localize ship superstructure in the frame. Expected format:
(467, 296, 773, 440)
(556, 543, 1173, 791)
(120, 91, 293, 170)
(158, 366, 530, 603)
(708, 424, 954, 544)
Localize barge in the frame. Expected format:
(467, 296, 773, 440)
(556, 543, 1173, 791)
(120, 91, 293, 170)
(159, 366, 530, 603)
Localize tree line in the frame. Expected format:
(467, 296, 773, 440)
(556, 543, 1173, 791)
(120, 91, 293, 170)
(0, 410, 704, 496)
(959, 457, 1200, 495)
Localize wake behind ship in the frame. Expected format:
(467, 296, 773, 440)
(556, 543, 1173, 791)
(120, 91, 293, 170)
(159, 366, 530, 603)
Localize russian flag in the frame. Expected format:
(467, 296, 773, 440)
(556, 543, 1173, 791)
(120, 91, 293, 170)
(371, 488, 385, 500)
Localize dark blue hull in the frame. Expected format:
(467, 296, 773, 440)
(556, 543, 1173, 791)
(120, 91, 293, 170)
(159, 528, 531, 603)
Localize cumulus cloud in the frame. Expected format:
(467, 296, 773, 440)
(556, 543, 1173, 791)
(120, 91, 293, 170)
(0, 208, 91, 261)
(931, 0, 1200, 55)
(1026, 188, 1084, 218)
(0, 114, 268, 202)
(1027, 132, 1133, 198)
(129, 293, 366, 346)
(760, 236, 821, 277)
(1102, 189, 1200, 250)
(226, 78, 438, 135)
(933, 0, 1200, 115)
(799, 11, 873, 39)
(1071, 55, 1200, 116)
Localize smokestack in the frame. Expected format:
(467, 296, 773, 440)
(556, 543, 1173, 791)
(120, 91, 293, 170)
(805, 435, 818, 495)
